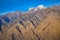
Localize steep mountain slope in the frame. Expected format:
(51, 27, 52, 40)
(0, 6, 60, 40)
(34, 11, 60, 40)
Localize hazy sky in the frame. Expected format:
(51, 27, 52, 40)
(0, 0, 60, 15)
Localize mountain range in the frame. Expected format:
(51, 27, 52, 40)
(0, 6, 60, 40)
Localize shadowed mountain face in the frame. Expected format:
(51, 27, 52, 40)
(0, 6, 60, 40)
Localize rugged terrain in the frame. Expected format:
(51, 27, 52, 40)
(0, 6, 60, 40)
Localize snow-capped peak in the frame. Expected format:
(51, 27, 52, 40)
(37, 5, 46, 9)
(28, 5, 46, 11)
(28, 7, 34, 11)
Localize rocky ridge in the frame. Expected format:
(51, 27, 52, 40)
(0, 6, 60, 40)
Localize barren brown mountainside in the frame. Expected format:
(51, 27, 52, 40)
(0, 6, 60, 40)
